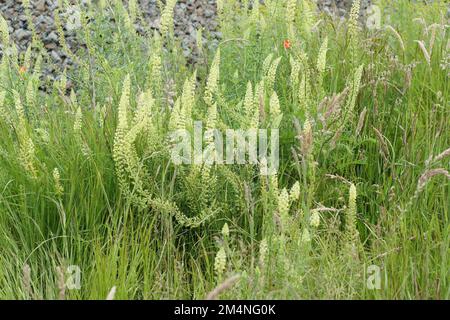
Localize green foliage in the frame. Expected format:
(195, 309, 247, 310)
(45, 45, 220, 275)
(0, 0, 448, 299)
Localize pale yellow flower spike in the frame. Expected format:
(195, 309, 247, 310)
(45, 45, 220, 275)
(278, 188, 290, 230)
(250, 0, 260, 26)
(214, 247, 226, 278)
(99, 0, 107, 10)
(289, 181, 300, 202)
(13, 90, 26, 125)
(269, 91, 281, 119)
(310, 209, 320, 228)
(0, 90, 8, 122)
(204, 48, 221, 107)
(26, 78, 35, 107)
(181, 71, 196, 128)
(317, 37, 328, 78)
(346, 64, 364, 117)
(301, 228, 311, 243)
(301, 0, 315, 36)
(149, 52, 162, 94)
(244, 81, 255, 128)
(221, 222, 229, 238)
(345, 183, 360, 256)
(286, 0, 297, 38)
(259, 238, 268, 266)
(169, 98, 185, 132)
(262, 53, 274, 76)
(134, 90, 154, 127)
(118, 75, 131, 130)
(160, 0, 178, 37)
(265, 57, 282, 90)
(53, 168, 64, 196)
(348, 0, 361, 60)
(0, 14, 10, 45)
(253, 81, 263, 126)
(13, 90, 37, 177)
(205, 103, 218, 133)
(74, 106, 82, 133)
(348, 0, 361, 39)
(129, 0, 138, 24)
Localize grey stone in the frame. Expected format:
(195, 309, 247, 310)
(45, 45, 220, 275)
(14, 28, 32, 41)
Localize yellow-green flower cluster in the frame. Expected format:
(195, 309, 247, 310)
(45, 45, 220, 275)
(278, 187, 290, 230)
(169, 72, 196, 131)
(348, 0, 361, 61)
(269, 91, 281, 120)
(128, 0, 138, 24)
(181, 71, 196, 129)
(73, 107, 82, 134)
(346, 183, 359, 242)
(53, 168, 64, 197)
(133, 89, 154, 127)
(286, 0, 297, 38)
(160, 0, 177, 37)
(250, 0, 260, 26)
(118, 75, 131, 130)
(262, 53, 274, 76)
(23, 46, 32, 71)
(0, 14, 10, 45)
(114, 75, 143, 204)
(301, 118, 313, 157)
(214, 247, 227, 279)
(310, 209, 320, 228)
(301, 228, 311, 243)
(32, 54, 42, 79)
(259, 238, 268, 266)
(254, 81, 264, 122)
(169, 98, 185, 132)
(289, 181, 300, 202)
(99, 0, 107, 10)
(348, 0, 361, 39)
(204, 49, 221, 106)
(346, 64, 364, 117)
(14, 90, 37, 177)
(26, 78, 36, 107)
(205, 103, 217, 134)
(148, 50, 162, 95)
(221, 222, 229, 238)
(317, 36, 328, 93)
(301, 0, 315, 36)
(0, 90, 7, 123)
(244, 81, 259, 129)
(265, 57, 281, 90)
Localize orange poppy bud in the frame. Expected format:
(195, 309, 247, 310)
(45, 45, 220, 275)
(19, 66, 27, 74)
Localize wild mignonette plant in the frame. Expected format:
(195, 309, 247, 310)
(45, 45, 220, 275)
(0, 0, 448, 299)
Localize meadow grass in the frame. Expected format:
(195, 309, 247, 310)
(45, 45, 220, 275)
(0, 0, 448, 299)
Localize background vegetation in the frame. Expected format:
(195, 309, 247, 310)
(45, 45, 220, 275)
(0, 0, 448, 299)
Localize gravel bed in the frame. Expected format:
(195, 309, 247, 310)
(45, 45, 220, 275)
(0, 0, 400, 83)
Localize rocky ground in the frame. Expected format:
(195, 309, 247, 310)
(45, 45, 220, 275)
(0, 0, 221, 81)
(0, 0, 388, 82)
(317, 0, 371, 17)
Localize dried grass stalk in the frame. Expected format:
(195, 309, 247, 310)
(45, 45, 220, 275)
(206, 274, 241, 300)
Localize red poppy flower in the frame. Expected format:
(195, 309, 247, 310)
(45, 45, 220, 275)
(283, 39, 291, 49)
